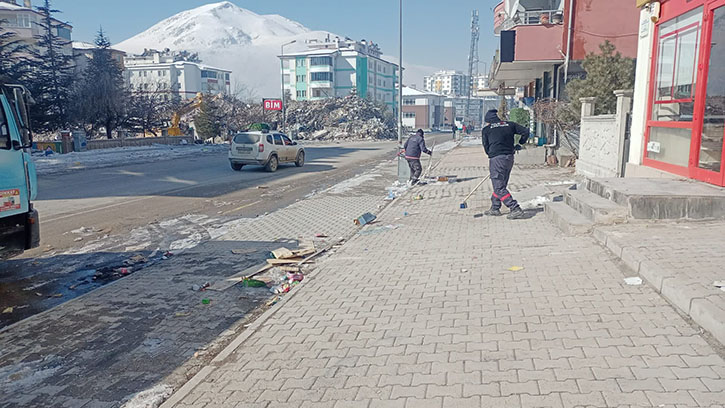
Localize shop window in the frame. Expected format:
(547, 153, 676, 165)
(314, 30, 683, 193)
(652, 7, 703, 122)
(698, 6, 725, 172)
(646, 127, 692, 167)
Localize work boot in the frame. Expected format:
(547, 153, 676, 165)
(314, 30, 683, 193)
(484, 208, 502, 216)
(507, 206, 525, 220)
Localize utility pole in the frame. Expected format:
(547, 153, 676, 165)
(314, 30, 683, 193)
(465, 10, 480, 129)
(281, 40, 296, 133)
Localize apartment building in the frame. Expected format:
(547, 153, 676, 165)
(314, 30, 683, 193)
(280, 38, 398, 114)
(423, 70, 470, 97)
(72, 42, 126, 75)
(0, 0, 72, 55)
(124, 50, 231, 98)
(401, 87, 445, 131)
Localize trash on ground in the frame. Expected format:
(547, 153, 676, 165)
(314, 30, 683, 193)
(413, 194, 424, 200)
(279, 265, 301, 273)
(354, 212, 377, 226)
(713, 281, 725, 291)
(74, 237, 83, 242)
(201, 298, 211, 305)
(191, 282, 210, 291)
(50, 293, 63, 298)
(266, 296, 280, 306)
(2, 307, 13, 314)
(256, 186, 269, 189)
(315, 233, 328, 238)
(624, 277, 643, 286)
(508, 266, 524, 272)
(271, 247, 295, 259)
(125, 254, 148, 265)
(174, 312, 190, 318)
(270, 283, 291, 294)
(287, 273, 304, 283)
(241, 278, 267, 288)
(267, 257, 304, 265)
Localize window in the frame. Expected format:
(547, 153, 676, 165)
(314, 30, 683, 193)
(310, 72, 333, 82)
(158, 71, 162, 76)
(310, 56, 333, 66)
(201, 70, 218, 79)
(143, 71, 147, 77)
(313, 89, 322, 97)
(9, 14, 32, 28)
(296, 59, 306, 67)
(273, 134, 284, 145)
(282, 135, 293, 145)
(403, 98, 415, 105)
(225, 73, 230, 80)
(233, 133, 260, 144)
(369, 61, 374, 69)
(283, 74, 291, 84)
(651, 7, 703, 122)
(296, 74, 305, 82)
(403, 112, 416, 118)
(296, 90, 307, 98)
(266, 135, 273, 144)
(57, 26, 71, 40)
(0, 102, 9, 149)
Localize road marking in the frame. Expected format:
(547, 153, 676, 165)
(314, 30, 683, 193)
(222, 200, 262, 215)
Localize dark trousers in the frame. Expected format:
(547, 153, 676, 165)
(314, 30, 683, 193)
(489, 154, 518, 210)
(407, 158, 422, 182)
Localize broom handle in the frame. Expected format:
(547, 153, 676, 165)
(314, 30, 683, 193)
(462, 175, 491, 203)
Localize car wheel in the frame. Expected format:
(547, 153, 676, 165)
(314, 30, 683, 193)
(295, 151, 305, 167)
(231, 163, 244, 171)
(265, 155, 279, 172)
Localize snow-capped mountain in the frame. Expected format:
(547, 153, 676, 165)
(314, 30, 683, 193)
(116, 1, 336, 97)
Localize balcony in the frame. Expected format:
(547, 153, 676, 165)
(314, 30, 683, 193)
(494, 3, 564, 34)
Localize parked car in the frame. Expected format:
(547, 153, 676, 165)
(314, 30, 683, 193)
(228, 131, 305, 172)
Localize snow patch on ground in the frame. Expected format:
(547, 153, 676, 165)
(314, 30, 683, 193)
(519, 196, 550, 210)
(461, 137, 483, 148)
(121, 384, 173, 408)
(33, 144, 227, 175)
(433, 140, 459, 153)
(326, 173, 381, 194)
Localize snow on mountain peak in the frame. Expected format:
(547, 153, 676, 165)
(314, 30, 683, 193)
(116, 2, 332, 97)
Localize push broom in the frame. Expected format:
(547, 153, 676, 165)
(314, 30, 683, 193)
(459, 175, 491, 209)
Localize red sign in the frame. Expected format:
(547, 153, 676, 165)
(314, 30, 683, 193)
(0, 189, 21, 213)
(263, 99, 283, 111)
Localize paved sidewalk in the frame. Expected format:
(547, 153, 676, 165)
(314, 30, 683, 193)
(167, 146, 725, 407)
(594, 222, 725, 347)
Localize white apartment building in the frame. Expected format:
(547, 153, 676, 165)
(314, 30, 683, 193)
(423, 70, 470, 97)
(72, 41, 126, 75)
(280, 38, 398, 114)
(0, 0, 73, 55)
(123, 50, 231, 98)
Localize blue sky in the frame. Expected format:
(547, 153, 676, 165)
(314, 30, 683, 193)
(51, 0, 500, 74)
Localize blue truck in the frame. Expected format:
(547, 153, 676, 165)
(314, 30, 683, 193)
(0, 84, 39, 259)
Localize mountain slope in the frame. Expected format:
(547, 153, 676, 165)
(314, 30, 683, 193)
(116, 1, 336, 97)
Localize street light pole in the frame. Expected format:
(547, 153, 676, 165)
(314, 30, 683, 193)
(281, 40, 296, 134)
(398, 0, 405, 182)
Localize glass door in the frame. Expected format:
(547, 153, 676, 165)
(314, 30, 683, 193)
(693, 0, 725, 185)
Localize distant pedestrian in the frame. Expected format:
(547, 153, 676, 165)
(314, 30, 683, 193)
(452, 124, 457, 140)
(403, 129, 432, 185)
(481, 109, 530, 220)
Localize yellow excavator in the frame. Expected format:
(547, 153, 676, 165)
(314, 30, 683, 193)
(167, 92, 203, 137)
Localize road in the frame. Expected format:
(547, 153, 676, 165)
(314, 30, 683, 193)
(0, 134, 453, 327)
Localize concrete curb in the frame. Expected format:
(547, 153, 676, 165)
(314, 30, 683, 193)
(592, 226, 725, 347)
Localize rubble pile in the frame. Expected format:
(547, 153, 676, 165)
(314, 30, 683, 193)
(286, 95, 396, 141)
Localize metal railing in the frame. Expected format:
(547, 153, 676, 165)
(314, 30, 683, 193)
(517, 9, 563, 25)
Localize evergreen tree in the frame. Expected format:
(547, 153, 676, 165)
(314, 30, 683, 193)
(0, 19, 30, 82)
(74, 28, 126, 138)
(27, 0, 75, 132)
(565, 40, 635, 118)
(194, 96, 221, 140)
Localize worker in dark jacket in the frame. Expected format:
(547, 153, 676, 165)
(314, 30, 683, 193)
(482, 109, 530, 219)
(403, 129, 432, 185)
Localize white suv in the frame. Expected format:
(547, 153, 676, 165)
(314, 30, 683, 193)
(228, 131, 305, 172)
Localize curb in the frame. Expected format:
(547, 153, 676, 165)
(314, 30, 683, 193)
(592, 226, 725, 347)
(159, 136, 463, 407)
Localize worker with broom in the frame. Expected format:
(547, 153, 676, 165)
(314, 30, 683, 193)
(403, 129, 433, 186)
(481, 109, 530, 220)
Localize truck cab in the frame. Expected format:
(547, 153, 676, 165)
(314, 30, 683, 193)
(0, 85, 39, 259)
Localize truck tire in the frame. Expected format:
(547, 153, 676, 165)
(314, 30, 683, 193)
(231, 163, 244, 171)
(265, 155, 279, 172)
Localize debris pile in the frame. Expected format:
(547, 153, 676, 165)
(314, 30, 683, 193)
(286, 95, 396, 141)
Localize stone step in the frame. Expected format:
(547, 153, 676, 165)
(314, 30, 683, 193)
(544, 201, 594, 235)
(565, 189, 628, 224)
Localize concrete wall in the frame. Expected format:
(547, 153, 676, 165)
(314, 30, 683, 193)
(564, 0, 640, 60)
(576, 91, 633, 178)
(87, 136, 190, 151)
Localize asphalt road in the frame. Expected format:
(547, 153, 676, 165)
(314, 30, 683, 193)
(0, 134, 453, 327)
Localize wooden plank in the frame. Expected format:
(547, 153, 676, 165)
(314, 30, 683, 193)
(291, 247, 316, 257)
(267, 257, 304, 265)
(271, 247, 295, 259)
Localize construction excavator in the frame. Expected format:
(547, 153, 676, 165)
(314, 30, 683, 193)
(167, 92, 203, 137)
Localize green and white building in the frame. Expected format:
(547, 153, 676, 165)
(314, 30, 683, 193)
(280, 39, 398, 114)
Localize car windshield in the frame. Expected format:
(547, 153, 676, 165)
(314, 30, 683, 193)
(233, 133, 260, 144)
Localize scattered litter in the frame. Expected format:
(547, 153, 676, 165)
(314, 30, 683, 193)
(461, 269, 468, 273)
(713, 281, 725, 292)
(74, 237, 83, 242)
(354, 213, 377, 226)
(508, 266, 524, 272)
(35, 292, 43, 297)
(624, 277, 643, 286)
(266, 296, 280, 306)
(2, 307, 13, 314)
(125, 254, 148, 265)
(241, 278, 267, 288)
(201, 299, 211, 305)
(256, 186, 269, 189)
(413, 194, 424, 201)
(271, 247, 295, 259)
(50, 293, 63, 298)
(119, 268, 130, 275)
(315, 233, 328, 238)
(191, 282, 210, 291)
(174, 312, 190, 318)
(270, 283, 291, 294)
